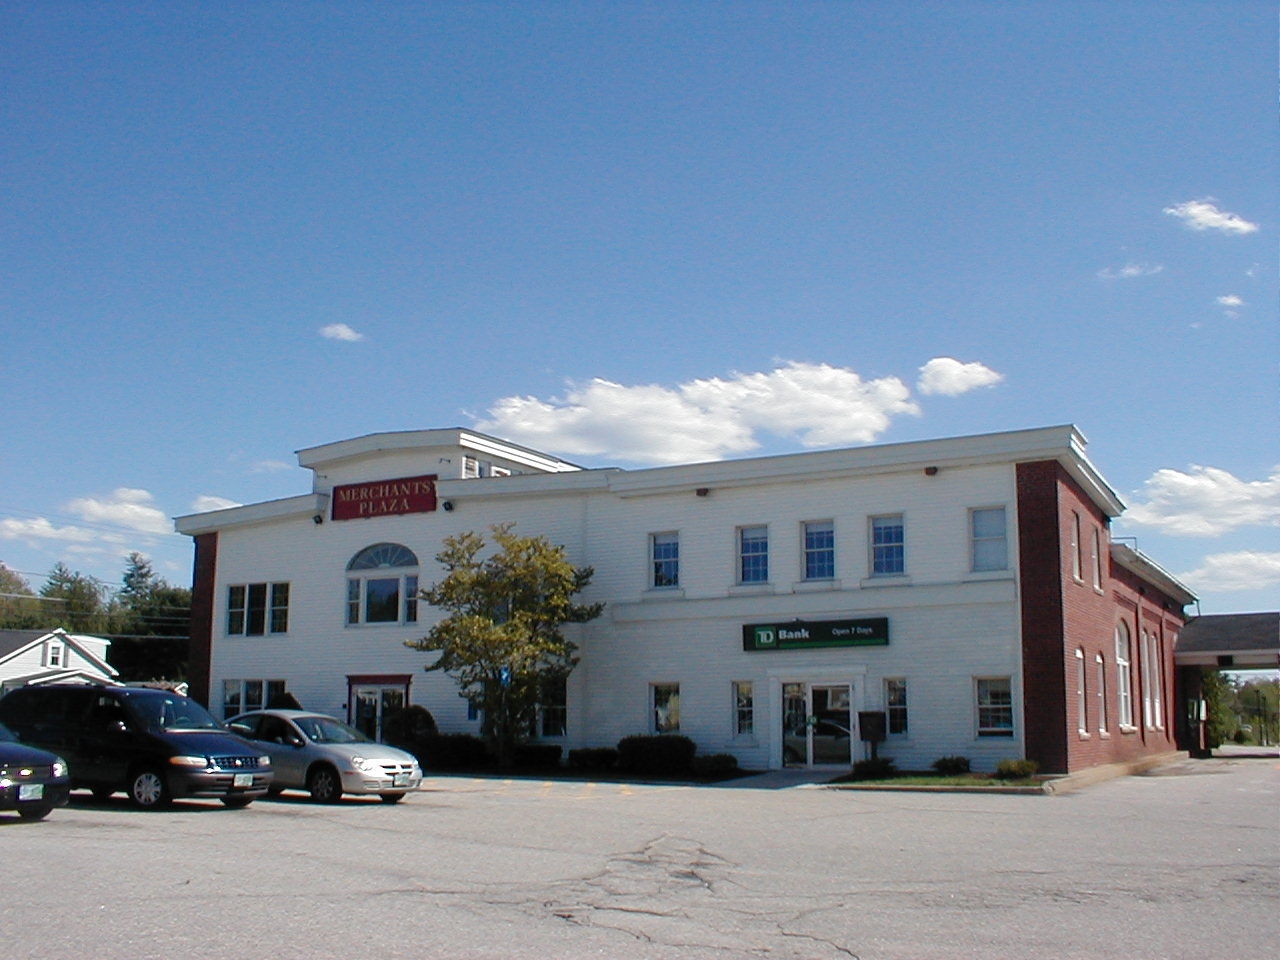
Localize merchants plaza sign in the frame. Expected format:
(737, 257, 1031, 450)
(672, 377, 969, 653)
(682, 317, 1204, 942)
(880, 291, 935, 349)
(742, 617, 890, 652)
(331, 475, 438, 521)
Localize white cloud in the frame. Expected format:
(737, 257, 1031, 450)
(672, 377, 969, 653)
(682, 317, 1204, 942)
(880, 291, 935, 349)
(474, 361, 921, 465)
(250, 459, 294, 474)
(1178, 551, 1280, 594)
(916, 357, 1004, 397)
(192, 495, 241, 513)
(65, 488, 173, 536)
(0, 516, 100, 545)
(1124, 465, 1280, 536)
(320, 323, 365, 342)
(1163, 199, 1259, 235)
(1216, 295, 1244, 307)
(1097, 262, 1164, 281)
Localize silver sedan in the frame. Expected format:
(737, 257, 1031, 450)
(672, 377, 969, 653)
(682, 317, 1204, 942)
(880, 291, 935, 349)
(226, 710, 422, 803)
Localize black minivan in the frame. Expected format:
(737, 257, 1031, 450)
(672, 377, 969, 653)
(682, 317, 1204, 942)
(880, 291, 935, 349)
(0, 685, 273, 809)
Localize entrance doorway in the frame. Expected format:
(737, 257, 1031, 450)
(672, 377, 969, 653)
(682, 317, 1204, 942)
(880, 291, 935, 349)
(782, 682, 854, 767)
(345, 673, 412, 742)
(352, 686, 404, 741)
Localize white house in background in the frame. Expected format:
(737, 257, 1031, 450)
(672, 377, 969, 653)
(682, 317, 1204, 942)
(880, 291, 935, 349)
(176, 424, 1197, 775)
(0, 628, 119, 695)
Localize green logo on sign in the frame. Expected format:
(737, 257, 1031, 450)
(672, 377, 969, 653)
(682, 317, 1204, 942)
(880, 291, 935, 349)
(755, 627, 777, 647)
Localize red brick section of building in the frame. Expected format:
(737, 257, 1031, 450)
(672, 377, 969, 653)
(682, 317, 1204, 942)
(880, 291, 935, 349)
(187, 532, 218, 707)
(1017, 461, 1189, 774)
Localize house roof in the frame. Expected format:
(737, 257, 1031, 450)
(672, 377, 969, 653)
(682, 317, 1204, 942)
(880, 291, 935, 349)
(0, 628, 118, 679)
(1176, 613, 1279, 670)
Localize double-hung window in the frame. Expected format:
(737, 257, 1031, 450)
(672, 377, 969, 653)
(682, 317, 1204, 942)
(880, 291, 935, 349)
(975, 677, 1014, 736)
(803, 521, 835, 580)
(222, 678, 287, 719)
(1115, 621, 1134, 728)
(885, 678, 908, 735)
(738, 525, 769, 583)
(871, 514, 905, 576)
(652, 683, 680, 733)
(970, 507, 1008, 572)
(227, 582, 290, 636)
(651, 532, 679, 588)
(733, 681, 754, 737)
(346, 543, 419, 625)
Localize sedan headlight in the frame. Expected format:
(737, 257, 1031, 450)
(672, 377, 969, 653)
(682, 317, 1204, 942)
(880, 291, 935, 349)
(259, 755, 271, 766)
(351, 756, 381, 775)
(52, 758, 68, 778)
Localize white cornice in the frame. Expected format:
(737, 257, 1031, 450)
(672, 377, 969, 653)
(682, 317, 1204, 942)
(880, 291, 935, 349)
(296, 428, 582, 474)
(175, 494, 329, 536)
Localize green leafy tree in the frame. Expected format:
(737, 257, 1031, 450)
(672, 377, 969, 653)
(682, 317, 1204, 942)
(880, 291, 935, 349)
(407, 524, 603, 768)
(1201, 668, 1236, 749)
(0, 562, 43, 628)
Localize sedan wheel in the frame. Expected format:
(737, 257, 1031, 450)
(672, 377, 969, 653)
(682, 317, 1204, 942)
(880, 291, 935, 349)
(18, 805, 53, 821)
(307, 765, 341, 803)
(129, 768, 172, 809)
(379, 792, 405, 804)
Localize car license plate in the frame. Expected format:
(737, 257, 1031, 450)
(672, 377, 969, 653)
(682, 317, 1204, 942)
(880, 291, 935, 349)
(232, 773, 253, 788)
(19, 783, 44, 801)
(392, 773, 410, 788)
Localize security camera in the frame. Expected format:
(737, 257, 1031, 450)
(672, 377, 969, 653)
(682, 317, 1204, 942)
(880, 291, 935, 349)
(442, 501, 454, 512)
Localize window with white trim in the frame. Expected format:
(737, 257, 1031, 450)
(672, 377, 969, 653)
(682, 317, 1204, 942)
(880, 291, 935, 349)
(970, 507, 1008, 572)
(1075, 649, 1088, 734)
(1095, 654, 1109, 733)
(733, 681, 754, 737)
(738, 525, 769, 583)
(1091, 528, 1103, 589)
(803, 521, 835, 580)
(222, 678, 287, 719)
(871, 514, 905, 576)
(1115, 621, 1134, 728)
(650, 532, 679, 588)
(1071, 512, 1083, 581)
(227, 582, 290, 636)
(975, 677, 1014, 736)
(532, 676, 567, 738)
(885, 678, 908, 736)
(652, 683, 680, 733)
(46, 638, 65, 668)
(346, 543, 418, 625)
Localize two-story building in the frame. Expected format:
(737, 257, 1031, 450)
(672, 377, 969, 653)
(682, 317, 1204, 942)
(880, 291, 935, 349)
(175, 424, 1194, 774)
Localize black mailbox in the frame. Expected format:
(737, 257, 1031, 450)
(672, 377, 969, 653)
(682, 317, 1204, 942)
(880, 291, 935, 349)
(858, 711, 887, 743)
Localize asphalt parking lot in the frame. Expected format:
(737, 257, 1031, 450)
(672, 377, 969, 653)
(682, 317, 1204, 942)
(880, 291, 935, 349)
(4, 750, 1277, 960)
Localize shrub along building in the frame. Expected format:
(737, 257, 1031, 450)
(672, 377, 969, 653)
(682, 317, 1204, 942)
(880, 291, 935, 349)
(175, 424, 1195, 775)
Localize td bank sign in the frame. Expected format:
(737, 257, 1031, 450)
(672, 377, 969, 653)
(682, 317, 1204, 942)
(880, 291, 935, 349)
(742, 617, 889, 652)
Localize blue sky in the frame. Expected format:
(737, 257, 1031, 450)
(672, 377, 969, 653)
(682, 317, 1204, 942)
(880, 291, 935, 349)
(1, 1, 1276, 616)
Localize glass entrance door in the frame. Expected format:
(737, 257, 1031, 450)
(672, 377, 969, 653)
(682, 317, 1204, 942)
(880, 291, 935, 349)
(352, 686, 404, 742)
(782, 682, 854, 767)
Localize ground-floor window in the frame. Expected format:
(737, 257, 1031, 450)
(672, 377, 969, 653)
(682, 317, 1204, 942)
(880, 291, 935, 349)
(975, 677, 1014, 736)
(733, 681, 754, 736)
(533, 677, 567, 738)
(885, 678, 908, 735)
(1076, 650, 1089, 734)
(1095, 654, 1109, 733)
(222, 678, 287, 719)
(652, 682, 680, 733)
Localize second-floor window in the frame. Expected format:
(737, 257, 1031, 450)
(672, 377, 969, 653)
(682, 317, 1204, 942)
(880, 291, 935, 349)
(970, 507, 1008, 572)
(803, 521, 835, 579)
(651, 532, 679, 588)
(738, 525, 769, 583)
(871, 514, 905, 576)
(228, 582, 290, 636)
(346, 543, 419, 625)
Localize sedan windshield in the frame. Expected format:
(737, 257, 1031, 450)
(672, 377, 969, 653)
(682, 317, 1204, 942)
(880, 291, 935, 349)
(294, 716, 371, 744)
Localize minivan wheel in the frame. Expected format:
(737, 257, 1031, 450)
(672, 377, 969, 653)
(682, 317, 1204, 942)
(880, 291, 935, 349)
(18, 805, 53, 821)
(307, 765, 341, 803)
(129, 768, 172, 809)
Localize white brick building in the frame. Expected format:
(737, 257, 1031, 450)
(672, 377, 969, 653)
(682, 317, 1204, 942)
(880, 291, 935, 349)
(176, 424, 1194, 774)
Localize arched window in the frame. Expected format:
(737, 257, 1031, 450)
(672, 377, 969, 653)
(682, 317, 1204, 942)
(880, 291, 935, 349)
(346, 543, 419, 625)
(1115, 621, 1133, 728)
